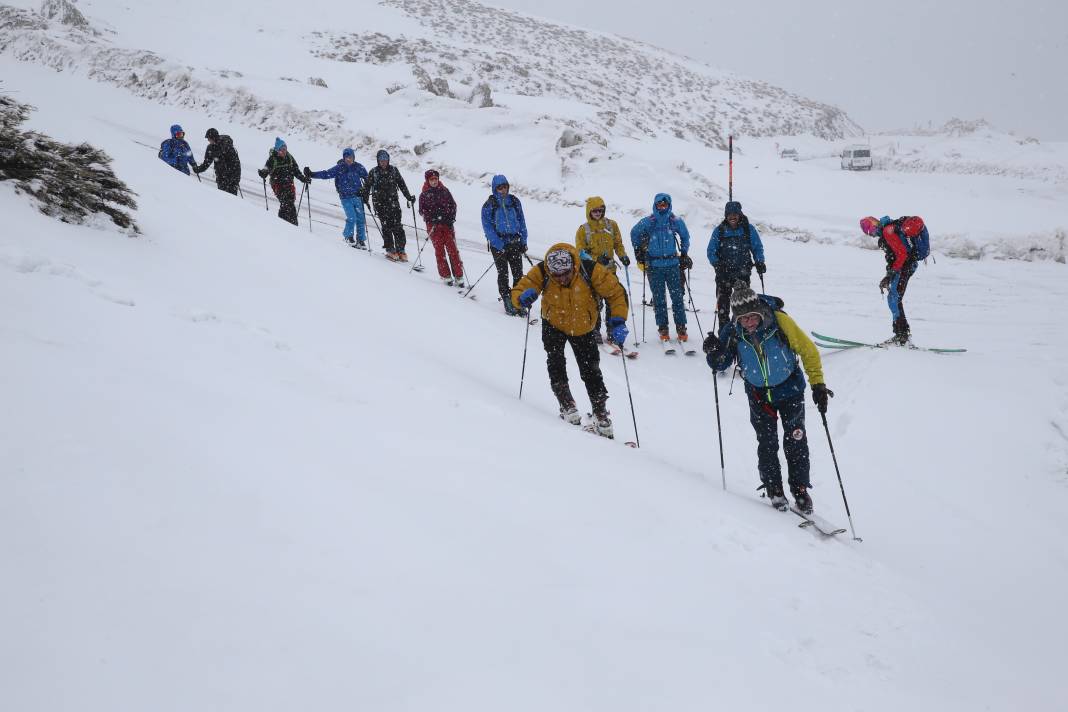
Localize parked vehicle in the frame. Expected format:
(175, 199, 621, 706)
(841, 145, 873, 171)
(780, 148, 799, 161)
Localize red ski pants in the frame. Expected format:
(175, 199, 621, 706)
(428, 224, 464, 279)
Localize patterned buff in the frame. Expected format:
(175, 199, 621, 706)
(546, 249, 574, 276)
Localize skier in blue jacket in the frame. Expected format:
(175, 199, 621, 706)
(630, 193, 691, 343)
(304, 148, 369, 247)
(481, 174, 529, 314)
(158, 124, 196, 175)
(707, 200, 766, 327)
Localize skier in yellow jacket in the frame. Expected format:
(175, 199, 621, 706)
(512, 243, 629, 438)
(575, 196, 631, 344)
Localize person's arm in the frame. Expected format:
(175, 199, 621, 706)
(309, 164, 337, 180)
(707, 226, 721, 266)
(514, 197, 528, 243)
(611, 220, 627, 260)
(775, 312, 824, 385)
(591, 264, 629, 319)
(510, 262, 545, 309)
(395, 169, 414, 202)
(575, 224, 588, 252)
(882, 225, 909, 272)
(705, 321, 738, 373)
(481, 198, 496, 242)
(444, 190, 457, 224)
(749, 224, 766, 263)
(676, 217, 691, 255)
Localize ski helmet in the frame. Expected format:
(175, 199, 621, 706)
(205, 128, 220, 141)
(902, 216, 925, 238)
(859, 216, 880, 237)
(170, 124, 184, 137)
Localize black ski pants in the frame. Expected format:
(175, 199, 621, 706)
(748, 388, 810, 490)
(492, 240, 525, 303)
(373, 202, 407, 253)
(216, 170, 240, 195)
(715, 269, 752, 327)
(272, 180, 298, 226)
(543, 322, 608, 414)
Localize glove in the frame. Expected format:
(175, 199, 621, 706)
(679, 253, 693, 269)
(597, 254, 611, 266)
(702, 332, 720, 355)
(518, 288, 538, 309)
(406, 197, 415, 208)
(879, 272, 896, 292)
(257, 168, 268, 179)
(755, 261, 767, 275)
(303, 166, 312, 179)
(811, 383, 834, 414)
(607, 317, 628, 346)
(620, 255, 631, 267)
(635, 245, 648, 265)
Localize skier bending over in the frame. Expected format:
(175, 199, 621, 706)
(707, 200, 766, 327)
(305, 148, 369, 247)
(859, 215, 928, 345)
(702, 284, 833, 514)
(630, 193, 691, 344)
(193, 128, 241, 195)
(512, 244, 629, 438)
(575, 196, 630, 344)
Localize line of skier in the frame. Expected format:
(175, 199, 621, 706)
(159, 122, 932, 517)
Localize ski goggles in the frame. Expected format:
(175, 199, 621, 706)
(590, 207, 605, 216)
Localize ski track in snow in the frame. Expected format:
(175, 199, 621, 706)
(1, 3, 1067, 712)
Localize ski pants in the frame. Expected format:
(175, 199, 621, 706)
(748, 388, 810, 490)
(492, 240, 525, 303)
(272, 180, 298, 226)
(340, 196, 367, 242)
(887, 262, 917, 322)
(216, 172, 240, 196)
(647, 263, 687, 329)
(373, 203, 406, 253)
(429, 224, 464, 279)
(543, 322, 608, 414)
(715, 270, 752, 327)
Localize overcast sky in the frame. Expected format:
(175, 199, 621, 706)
(484, 0, 1068, 140)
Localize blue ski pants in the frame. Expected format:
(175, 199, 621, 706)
(647, 264, 687, 329)
(340, 196, 367, 242)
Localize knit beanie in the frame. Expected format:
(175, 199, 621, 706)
(730, 283, 764, 322)
(274, 137, 286, 151)
(724, 201, 743, 217)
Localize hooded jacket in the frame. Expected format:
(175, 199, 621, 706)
(481, 174, 528, 249)
(360, 161, 413, 220)
(510, 243, 628, 336)
(195, 134, 241, 182)
(418, 175, 457, 227)
(310, 158, 368, 198)
(159, 136, 196, 175)
(629, 193, 691, 268)
(707, 215, 765, 275)
(574, 196, 626, 270)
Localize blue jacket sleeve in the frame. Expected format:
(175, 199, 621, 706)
(630, 219, 648, 251)
(676, 218, 691, 254)
(310, 164, 339, 180)
(514, 197, 528, 243)
(481, 198, 496, 242)
(749, 225, 765, 263)
(707, 226, 721, 266)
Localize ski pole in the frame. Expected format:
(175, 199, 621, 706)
(262, 177, 269, 211)
(759, 272, 766, 294)
(821, 412, 861, 542)
(238, 184, 245, 200)
(728, 135, 733, 202)
(641, 267, 647, 343)
(409, 203, 424, 268)
(711, 347, 726, 490)
(682, 268, 704, 336)
(461, 261, 494, 298)
(306, 181, 312, 233)
(623, 265, 639, 349)
(518, 309, 533, 400)
(409, 222, 434, 274)
(619, 349, 640, 448)
(297, 181, 307, 216)
(524, 253, 536, 267)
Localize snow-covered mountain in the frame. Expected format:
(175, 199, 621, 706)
(2, 2, 1068, 710)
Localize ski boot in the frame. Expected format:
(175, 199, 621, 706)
(399, 252, 409, 262)
(385, 251, 401, 262)
(355, 239, 368, 250)
(676, 325, 688, 343)
(345, 236, 356, 246)
(658, 325, 670, 342)
(593, 412, 613, 439)
(559, 401, 582, 425)
(892, 317, 911, 346)
(454, 272, 466, 288)
(791, 484, 814, 515)
(760, 481, 789, 511)
(441, 276, 455, 287)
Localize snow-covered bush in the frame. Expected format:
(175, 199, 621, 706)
(0, 96, 139, 233)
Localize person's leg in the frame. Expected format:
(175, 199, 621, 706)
(666, 262, 687, 330)
(377, 206, 396, 252)
(778, 394, 811, 491)
(542, 322, 573, 408)
(569, 330, 608, 415)
(340, 197, 358, 239)
(715, 274, 732, 327)
(354, 204, 367, 244)
(429, 225, 450, 278)
(895, 263, 915, 336)
(748, 389, 784, 489)
(506, 243, 524, 287)
(492, 246, 511, 304)
(647, 266, 669, 330)
(442, 226, 464, 279)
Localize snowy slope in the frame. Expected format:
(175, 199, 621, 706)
(3, 2, 1068, 711)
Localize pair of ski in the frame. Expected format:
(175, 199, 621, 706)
(784, 506, 846, 537)
(660, 339, 697, 357)
(382, 253, 425, 272)
(568, 412, 638, 448)
(812, 332, 966, 354)
(598, 342, 639, 360)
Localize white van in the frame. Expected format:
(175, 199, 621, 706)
(841, 145, 873, 171)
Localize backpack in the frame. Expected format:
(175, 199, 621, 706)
(889, 216, 930, 261)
